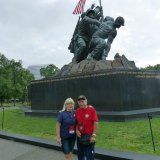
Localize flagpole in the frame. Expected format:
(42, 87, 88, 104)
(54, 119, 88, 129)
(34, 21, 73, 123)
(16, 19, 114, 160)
(99, 0, 102, 7)
(99, 0, 104, 22)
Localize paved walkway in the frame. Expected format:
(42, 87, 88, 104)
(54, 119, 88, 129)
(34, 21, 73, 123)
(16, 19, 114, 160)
(0, 106, 20, 111)
(0, 138, 77, 160)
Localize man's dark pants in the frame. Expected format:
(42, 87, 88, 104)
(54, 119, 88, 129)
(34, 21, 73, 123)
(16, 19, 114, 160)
(77, 142, 95, 160)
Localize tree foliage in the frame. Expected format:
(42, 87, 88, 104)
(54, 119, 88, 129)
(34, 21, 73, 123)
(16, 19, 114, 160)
(40, 64, 59, 78)
(142, 64, 160, 70)
(0, 53, 34, 106)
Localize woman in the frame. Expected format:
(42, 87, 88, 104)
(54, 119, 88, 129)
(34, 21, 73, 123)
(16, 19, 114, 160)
(56, 98, 76, 160)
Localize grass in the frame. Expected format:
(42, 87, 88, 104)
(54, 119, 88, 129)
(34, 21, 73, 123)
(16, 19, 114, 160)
(0, 109, 56, 140)
(97, 120, 160, 155)
(0, 102, 29, 107)
(0, 109, 160, 156)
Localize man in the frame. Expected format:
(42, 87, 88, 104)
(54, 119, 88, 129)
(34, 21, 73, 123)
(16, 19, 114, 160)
(76, 95, 98, 160)
(88, 16, 125, 60)
(73, 9, 100, 63)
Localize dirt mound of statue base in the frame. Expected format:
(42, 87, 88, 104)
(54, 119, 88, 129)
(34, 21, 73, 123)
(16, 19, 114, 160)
(56, 53, 137, 77)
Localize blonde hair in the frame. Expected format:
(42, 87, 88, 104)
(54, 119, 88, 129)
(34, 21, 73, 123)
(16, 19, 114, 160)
(61, 98, 75, 112)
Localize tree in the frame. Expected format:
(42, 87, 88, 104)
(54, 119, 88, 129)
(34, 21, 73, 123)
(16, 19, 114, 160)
(0, 53, 12, 106)
(20, 69, 34, 103)
(141, 64, 160, 71)
(40, 64, 59, 78)
(0, 77, 12, 106)
(9, 60, 34, 105)
(142, 64, 160, 70)
(9, 60, 23, 106)
(0, 53, 34, 106)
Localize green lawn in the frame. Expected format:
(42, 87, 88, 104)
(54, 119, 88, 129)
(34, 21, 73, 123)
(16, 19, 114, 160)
(0, 109, 160, 155)
(0, 102, 29, 107)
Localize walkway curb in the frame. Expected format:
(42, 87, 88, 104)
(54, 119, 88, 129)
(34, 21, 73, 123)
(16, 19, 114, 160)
(0, 131, 160, 160)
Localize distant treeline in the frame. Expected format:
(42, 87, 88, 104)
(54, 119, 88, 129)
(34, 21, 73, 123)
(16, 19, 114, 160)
(141, 64, 160, 70)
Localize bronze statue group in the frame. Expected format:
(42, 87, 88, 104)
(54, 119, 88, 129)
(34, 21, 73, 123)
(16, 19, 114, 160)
(69, 4, 125, 63)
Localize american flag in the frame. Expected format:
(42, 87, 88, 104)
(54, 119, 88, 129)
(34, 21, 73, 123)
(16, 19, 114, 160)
(73, 0, 86, 15)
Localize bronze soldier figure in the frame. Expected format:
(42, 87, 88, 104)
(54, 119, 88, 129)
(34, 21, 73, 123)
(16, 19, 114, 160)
(88, 16, 125, 60)
(70, 9, 100, 63)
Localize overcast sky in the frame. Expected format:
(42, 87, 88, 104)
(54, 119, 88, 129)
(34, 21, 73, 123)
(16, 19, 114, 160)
(0, 0, 160, 69)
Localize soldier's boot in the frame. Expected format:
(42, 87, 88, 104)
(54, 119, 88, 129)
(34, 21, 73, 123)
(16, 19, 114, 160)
(87, 54, 93, 60)
(72, 57, 77, 63)
(73, 53, 82, 63)
(102, 56, 106, 60)
(101, 49, 107, 60)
